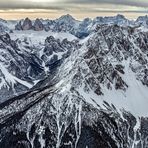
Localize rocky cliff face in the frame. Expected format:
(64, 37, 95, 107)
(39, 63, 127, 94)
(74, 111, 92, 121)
(34, 19, 44, 31)
(22, 18, 33, 30)
(0, 23, 148, 148)
(0, 31, 80, 102)
(15, 18, 43, 31)
(0, 33, 44, 102)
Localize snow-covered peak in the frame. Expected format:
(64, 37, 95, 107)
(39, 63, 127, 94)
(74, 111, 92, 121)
(93, 14, 130, 26)
(136, 15, 148, 22)
(34, 18, 44, 31)
(116, 14, 126, 19)
(0, 18, 7, 23)
(136, 15, 148, 27)
(56, 14, 76, 23)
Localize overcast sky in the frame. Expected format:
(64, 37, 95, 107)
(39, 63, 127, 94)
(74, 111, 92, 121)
(0, 0, 148, 20)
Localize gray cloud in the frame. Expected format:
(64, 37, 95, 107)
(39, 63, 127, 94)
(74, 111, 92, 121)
(0, 1, 63, 10)
(0, 0, 147, 11)
(64, 0, 148, 8)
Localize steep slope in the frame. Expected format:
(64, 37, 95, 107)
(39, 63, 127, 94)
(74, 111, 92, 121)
(0, 32, 78, 102)
(0, 19, 10, 33)
(53, 14, 80, 33)
(0, 24, 148, 148)
(136, 15, 148, 27)
(0, 33, 43, 102)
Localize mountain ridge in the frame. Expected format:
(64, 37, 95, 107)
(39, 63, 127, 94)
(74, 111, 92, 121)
(0, 14, 148, 148)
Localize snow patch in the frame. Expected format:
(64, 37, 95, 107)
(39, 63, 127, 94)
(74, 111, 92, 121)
(0, 63, 32, 89)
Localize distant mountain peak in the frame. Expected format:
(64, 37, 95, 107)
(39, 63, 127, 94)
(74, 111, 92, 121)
(57, 14, 76, 22)
(116, 14, 126, 19)
(34, 18, 44, 31)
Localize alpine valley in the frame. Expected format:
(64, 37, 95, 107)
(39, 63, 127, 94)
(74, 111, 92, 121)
(0, 14, 148, 148)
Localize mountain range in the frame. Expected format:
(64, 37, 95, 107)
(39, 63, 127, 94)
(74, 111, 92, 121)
(0, 14, 148, 148)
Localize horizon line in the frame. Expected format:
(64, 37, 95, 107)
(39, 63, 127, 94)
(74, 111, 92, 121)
(0, 12, 148, 21)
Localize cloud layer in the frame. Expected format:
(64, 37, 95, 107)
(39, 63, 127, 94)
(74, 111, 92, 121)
(0, 0, 148, 20)
(66, 0, 148, 8)
(0, 0, 147, 10)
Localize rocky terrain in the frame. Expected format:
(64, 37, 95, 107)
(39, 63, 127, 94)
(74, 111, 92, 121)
(14, 14, 148, 38)
(0, 30, 79, 102)
(0, 15, 148, 148)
